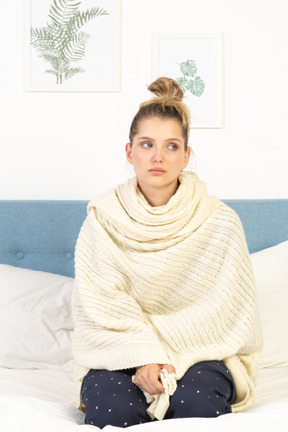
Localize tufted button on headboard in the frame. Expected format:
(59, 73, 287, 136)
(0, 201, 88, 277)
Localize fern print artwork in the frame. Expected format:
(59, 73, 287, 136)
(30, 0, 109, 84)
(176, 60, 205, 97)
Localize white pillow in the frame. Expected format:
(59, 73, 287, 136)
(250, 240, 288, 368)
(0, 264, 74, 370)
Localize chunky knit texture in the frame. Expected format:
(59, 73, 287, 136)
(72, 172, 263, 416)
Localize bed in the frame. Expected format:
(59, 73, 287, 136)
(0, 199, 287, 432)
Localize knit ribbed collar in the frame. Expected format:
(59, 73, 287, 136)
(89, 171, 221, 251)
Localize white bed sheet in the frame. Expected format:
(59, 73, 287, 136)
(0, 366, 287, 432)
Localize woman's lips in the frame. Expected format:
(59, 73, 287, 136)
(148, 168, 166, 175)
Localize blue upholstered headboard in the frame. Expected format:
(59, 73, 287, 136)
(0, 200, 288, 278)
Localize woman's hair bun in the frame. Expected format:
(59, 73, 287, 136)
(129, 76, 190, 149)
(147, 77, 184, 103)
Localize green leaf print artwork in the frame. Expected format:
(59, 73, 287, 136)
(176, 59, 205, 97)
(180, 59, 197, 77)
(31, 0, 109, 84)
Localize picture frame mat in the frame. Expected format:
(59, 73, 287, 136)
(24, 0, 121, 92)
(152, 33, 224, 128)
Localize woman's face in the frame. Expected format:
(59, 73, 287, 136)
(125, 116, 190, 205)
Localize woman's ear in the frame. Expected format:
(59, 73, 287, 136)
(125, 142, 133, 165)
(182, 146, 191, 169)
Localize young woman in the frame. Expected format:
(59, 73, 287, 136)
(72, 77, 263, 428)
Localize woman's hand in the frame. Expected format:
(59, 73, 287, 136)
(134, 363, 175, 395)
(158, 364, 176, 374)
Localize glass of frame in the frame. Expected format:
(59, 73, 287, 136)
(24, 0, 121, 92)
(152, 33, 224, 128)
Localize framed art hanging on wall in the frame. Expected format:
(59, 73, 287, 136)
(24, 0, 121, 92)
(152, 33, 224, 128)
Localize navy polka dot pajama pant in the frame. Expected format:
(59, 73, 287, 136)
(81, 361, 236, 429)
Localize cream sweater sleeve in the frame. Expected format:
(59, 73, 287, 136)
(72, 213, 170, 372)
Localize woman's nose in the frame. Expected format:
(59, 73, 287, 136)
(153, 147, 164, 163)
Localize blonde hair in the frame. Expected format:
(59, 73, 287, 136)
(129, 77, 191, 149)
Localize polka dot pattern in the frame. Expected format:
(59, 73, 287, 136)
(81, 361, 236, 428)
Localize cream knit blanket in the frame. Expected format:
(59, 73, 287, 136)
(72, 172, 263, 419)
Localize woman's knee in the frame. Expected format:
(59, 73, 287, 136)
(166, 361, 236, 419)
(81, 369, 151, 428)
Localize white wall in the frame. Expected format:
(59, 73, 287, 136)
(1, 0, 287, 200)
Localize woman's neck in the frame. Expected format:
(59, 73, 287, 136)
(138, 180, 179, 207)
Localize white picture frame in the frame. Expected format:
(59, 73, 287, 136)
(152, 33, 224, 128)
(24, 0, 121, 92)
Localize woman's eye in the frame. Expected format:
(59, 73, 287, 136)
(168, 144, 178, 150)
(142, 142, 153, 148)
